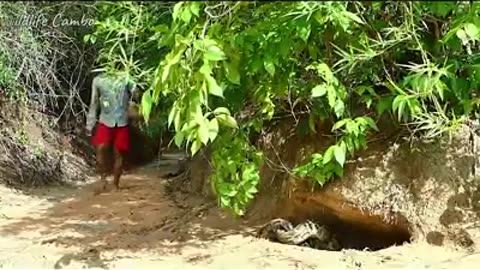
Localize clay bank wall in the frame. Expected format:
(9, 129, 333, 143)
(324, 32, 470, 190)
(187, 118, 480, 250)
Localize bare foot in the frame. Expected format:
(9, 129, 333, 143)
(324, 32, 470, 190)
(112, 184, 120, 192)
(93, 181, 108, 195)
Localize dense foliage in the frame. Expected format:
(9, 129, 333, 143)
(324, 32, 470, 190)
(90, 1, 480, 215)
(0, 2, 94, 121)
(0, 2, 95, 186)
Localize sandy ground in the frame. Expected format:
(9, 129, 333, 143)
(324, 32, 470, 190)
(1, 159, 480, 269)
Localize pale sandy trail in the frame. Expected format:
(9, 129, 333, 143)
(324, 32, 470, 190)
(0, 162, 478, 269)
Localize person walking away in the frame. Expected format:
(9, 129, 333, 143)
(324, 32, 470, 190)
(85, 70, 138, 193)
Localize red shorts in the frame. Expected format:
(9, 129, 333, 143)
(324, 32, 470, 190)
(92, 122, 130, 153)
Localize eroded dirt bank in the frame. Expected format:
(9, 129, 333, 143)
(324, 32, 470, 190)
(186, 119, 480, 257)
(1, 155, 480, 269)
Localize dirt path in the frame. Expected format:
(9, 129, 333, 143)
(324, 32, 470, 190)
(0, 157, 479, 269)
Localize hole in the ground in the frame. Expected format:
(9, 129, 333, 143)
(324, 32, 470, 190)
(312, 213, 411, 251)
(279, 193, 412, 251)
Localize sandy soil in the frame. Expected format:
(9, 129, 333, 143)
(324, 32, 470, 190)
(0, 160, 480, 269)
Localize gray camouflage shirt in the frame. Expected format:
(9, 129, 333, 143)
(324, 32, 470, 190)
(86, 74, 137, 131)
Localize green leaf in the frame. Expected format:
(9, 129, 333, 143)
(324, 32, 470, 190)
(217, 114, 238, 129)
(83, 34, 96, 44)
(355, 85, 377, 96)
(339, 141, 347, 157)
(344, 11, 364, 25)
(397, 99, 407, 121)
(174, 132, 184, 148)
(427, 2, 455, 17)
(392, 95, 405, 115)
(334, 99, 345, 118)
(172, 2, 184, 21)
(279, 41, 291, 58)
(332, 118, 349, 131)
(174, 110, 182, 131)
(199, 61, 212, 76)
(167, 106, 176, 128)
(364, 117, 379, 131)
(308, 43, 318, 59)
(141, 90, 153, 122)
(220, 196, 231, 207)
(214, 107, 231, 116)
(205, 75, 224, 97)
(327, 85, 337, 108)
(311, 84, 327, 97)
(372, 2, 382, 11)
(312, 153, 323, 162)
(334, 145, 346, 166)
(456, 29, 468, 45)
(363, 96, 373, 108)
(346, 121, 359, 136)
(162, 47, 185, 82)
(333, 164, 344, 177)
(189, 2, 201, 17)
(350, 138, 358, 151)
(204, 45, 226, 61)
(314, 174, 327, 186)
(323, 145, 335, 164)
(193, 40, 205, 51)
(249, 57, 263, 73)
(180, 9, 192, 24)
(377, 96, 393, 116)
(313, 10, 326, 25)
(357, 135, 367, 149)
(197, 120, 210, 145)
(191, 139, 202, 156)
(223, 61, 240, 85)
(241, 165, 255, 181)
(83, 34, 90, 44)
(153, 24, 169, 34)
(309, 63, 334, 81)
(464, 23, 479, 39)
(208, 118, 219, 142)
(185, 123, 199, 143)
(264, 60, 275, 77)
(162, 65, 171, 83)
(218, 183, 236, 197)
(247, 185, 258, 194)
(345, 136, 354, 152)
(298, 23, 312, 42)
(202, 38, 217, 48)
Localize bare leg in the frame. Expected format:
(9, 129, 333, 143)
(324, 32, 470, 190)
(94, 144, 109, 194)
(112, 149, 125, 190)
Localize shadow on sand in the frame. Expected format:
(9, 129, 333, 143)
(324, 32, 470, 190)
(0, 165, 256, 268)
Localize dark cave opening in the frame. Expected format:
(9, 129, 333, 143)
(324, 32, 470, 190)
(323, 215, 412, 251)
(281, 197, 413, 251)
